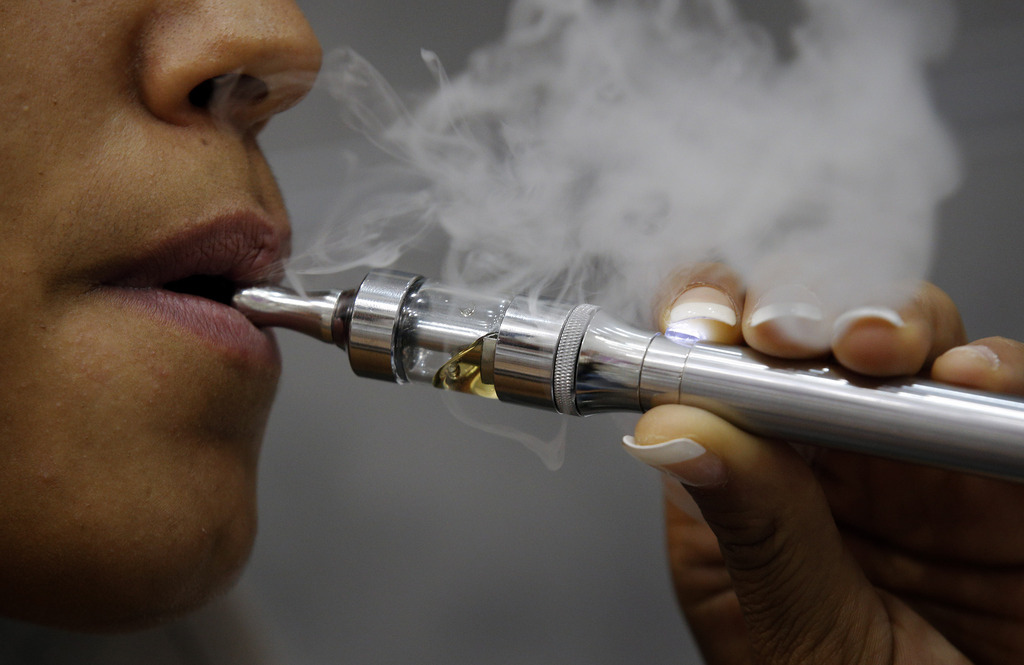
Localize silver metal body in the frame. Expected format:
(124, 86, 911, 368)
(235, 270, 1024, 482)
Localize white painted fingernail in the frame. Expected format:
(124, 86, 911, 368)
(832, 307, 905, 341)
(664, 286, 739, 344)
(621, 435, 726, 487)
(746, 285, 831, 351)
(668, 301, 737, 327)
(622, 435, 706, 464)
(747, 285, 823, 328)
(748, 302, 823, 327)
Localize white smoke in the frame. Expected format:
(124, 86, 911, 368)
(290, 0, 961, 327)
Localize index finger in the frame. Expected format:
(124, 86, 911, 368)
(654, 263, 744, 345)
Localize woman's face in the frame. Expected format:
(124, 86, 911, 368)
(0, 0, 321, 629)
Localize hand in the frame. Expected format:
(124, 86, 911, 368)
(624, 267, 1024, 664)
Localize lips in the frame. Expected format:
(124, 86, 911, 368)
(107, 212, 288, 290)
(99, 211, 290, 365)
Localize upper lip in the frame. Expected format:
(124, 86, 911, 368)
(104, 211, 291, 300)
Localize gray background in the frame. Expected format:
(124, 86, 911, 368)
(2, 2, 1021, 664)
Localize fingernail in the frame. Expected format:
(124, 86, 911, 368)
(832, 306, 905, 342)
(942, 344, 1001, 371)
(747, 285, 823, 328)
(664, 286, 740, 344)
(747, 285, 831, 352)
(622, 435, 727, 487)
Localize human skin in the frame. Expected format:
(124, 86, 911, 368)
(0, 0, 321, 630)
(631, 272, 1024, 664)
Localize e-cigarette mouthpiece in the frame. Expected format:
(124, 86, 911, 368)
(233, 286, 355, 346)
(235, 270, 1024, 482)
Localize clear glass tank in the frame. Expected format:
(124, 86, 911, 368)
(395, 280, 511, 396)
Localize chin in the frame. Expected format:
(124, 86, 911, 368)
(0, 497, 258, 633)
(0, 420, 264, 632)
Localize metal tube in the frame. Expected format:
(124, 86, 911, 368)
(234, 270, 1024, 482)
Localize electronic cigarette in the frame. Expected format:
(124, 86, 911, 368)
(234, 269, 1024, 481)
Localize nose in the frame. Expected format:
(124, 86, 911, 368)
(139, 0, 323, 132)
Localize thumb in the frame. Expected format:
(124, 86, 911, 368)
(623, 404, 892, 663)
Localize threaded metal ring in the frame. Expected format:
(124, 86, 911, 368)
(553, 304, 600, 415)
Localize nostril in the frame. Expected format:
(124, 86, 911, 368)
(187, 73, 269, 111)
(187, 77, 218, 109)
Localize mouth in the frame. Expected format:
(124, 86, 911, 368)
(163, 274, 243, 307)
(95, 211, 289, 364)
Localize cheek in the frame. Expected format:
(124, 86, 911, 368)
(5, 300, 277, 460)
(0, 297, 277, 629)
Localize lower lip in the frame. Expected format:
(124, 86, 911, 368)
(103, 287, 281, 367)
